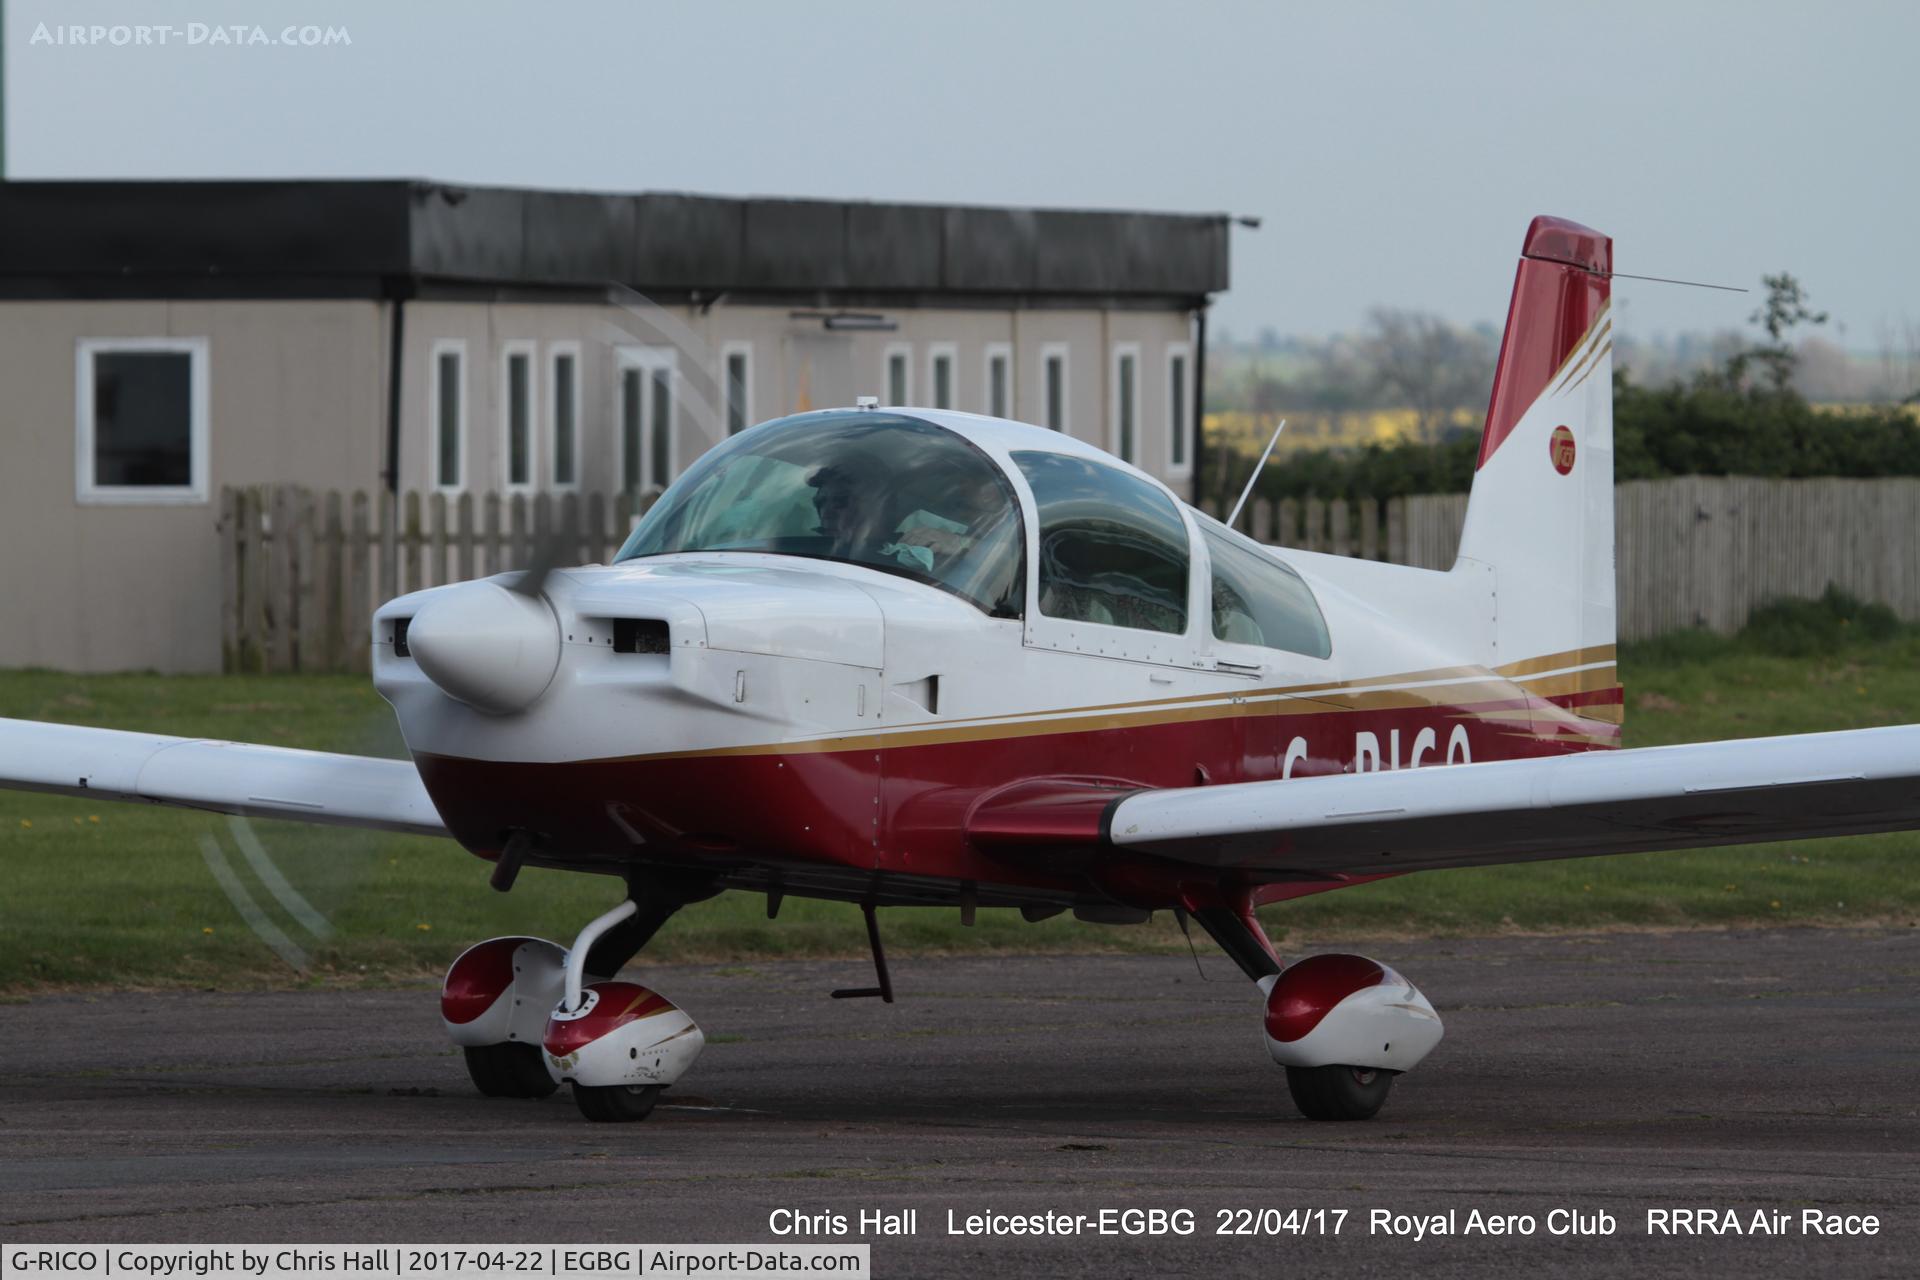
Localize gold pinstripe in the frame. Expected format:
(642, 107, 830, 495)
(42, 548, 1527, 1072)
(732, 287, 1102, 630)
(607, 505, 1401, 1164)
(1567, 340, 1613, 393)
(563, 646, 1625, 764)
(1552, 319, 1613, 396)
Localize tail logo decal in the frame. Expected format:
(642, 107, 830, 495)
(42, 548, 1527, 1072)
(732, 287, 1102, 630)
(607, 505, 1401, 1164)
(1550, 425, 1577, 475)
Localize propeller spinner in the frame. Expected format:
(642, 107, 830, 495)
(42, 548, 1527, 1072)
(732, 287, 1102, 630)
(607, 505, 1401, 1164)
(406, 580, 561, 715)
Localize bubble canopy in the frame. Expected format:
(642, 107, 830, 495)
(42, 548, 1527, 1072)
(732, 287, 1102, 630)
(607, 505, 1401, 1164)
(614, 412, 1026, 618)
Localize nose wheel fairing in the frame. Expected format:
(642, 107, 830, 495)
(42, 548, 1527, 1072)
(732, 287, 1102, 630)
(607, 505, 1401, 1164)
(544, 981, 705, 1095)
(441, 936, 568, 1048)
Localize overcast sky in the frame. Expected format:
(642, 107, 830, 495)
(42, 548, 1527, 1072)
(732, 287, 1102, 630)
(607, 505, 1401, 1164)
(6, 0, 1915, 346)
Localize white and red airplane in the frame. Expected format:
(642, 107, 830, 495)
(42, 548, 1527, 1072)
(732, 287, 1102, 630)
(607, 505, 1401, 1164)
(5, 216, 1918, 1123)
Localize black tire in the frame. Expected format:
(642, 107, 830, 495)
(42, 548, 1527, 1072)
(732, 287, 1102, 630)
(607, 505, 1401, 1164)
(573, 1083, 662, 1123)
(1286, 1065, 1395, 1121)
(463, 1042, 560, 1099)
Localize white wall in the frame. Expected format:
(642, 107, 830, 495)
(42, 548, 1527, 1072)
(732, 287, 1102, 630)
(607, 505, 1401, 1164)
(0, 300, 386, 672)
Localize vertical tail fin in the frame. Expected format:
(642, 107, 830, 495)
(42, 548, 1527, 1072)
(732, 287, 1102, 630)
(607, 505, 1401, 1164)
(1456, 216, 1615, 676)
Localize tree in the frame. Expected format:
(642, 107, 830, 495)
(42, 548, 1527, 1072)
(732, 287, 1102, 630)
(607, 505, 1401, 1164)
(1358, 310, 1496, 443)
(1732, 272, 1828, 395)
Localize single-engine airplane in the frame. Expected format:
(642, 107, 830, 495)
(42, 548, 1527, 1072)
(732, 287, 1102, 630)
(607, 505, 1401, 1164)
(5, 216, 1919, 1123)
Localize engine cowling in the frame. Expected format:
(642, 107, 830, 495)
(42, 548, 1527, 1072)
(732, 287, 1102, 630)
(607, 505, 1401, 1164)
(1259, 953, 1443, 1073)
(543, 981, 705, 1088)
(440, 936, 568, 1048)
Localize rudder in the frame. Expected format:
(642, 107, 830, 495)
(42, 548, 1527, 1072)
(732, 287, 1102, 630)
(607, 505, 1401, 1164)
(1455, 216, 1615, 679)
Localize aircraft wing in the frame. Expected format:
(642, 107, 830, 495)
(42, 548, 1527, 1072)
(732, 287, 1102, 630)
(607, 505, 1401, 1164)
(0, 717, 447, 837)
(1106, 725, 1920, 875)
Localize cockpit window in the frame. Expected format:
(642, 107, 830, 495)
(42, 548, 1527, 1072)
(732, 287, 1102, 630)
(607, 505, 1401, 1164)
(1198, 517, 1331, 658)
(613, 412, 1024, 618)
(1012, 451, 1189, 634)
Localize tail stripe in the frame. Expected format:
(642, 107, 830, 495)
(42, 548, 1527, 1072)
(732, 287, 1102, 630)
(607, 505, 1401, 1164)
(1551, 313, 1613, 397)
(1566, 341, 1613, 394)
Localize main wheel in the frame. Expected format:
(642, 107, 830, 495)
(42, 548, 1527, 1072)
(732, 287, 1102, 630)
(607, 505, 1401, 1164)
(463, 1042, 560, 1099)
(574, 1083, 662, 1123)
(1286, 1064, 1394, 1121)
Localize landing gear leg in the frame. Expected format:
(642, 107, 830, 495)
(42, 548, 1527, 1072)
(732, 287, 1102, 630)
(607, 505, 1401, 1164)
(547, 869, 721, 1123)
(577, 867, 720, 982)
(1187, 898, 1282, 982)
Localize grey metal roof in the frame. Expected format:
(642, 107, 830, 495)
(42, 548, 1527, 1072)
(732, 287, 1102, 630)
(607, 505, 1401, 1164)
(0, 180, 1227, 305)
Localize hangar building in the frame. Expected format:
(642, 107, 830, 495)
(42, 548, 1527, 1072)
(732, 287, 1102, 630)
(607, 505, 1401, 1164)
(0, 180, 1228, 671)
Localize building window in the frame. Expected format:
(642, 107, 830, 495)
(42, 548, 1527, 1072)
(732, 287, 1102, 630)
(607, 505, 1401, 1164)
(620, 349, 677, 494)
(429, 340, 466, 492)
(621, 365, 643, 495)
(75, 337, 209, 505)
(929, 344, 955, 409)
(1112, 344, 1140, 464)
(885, 343, 911, 405)
(1167, 344, 1191, 476)
(723, 343, 752, 436)
(1042, 344, 1068, 431)
(985, 344, 1012, 419)
(501, 341, 535, 491)
(651, 364, 673, 489)
(549, 344, 581, 489)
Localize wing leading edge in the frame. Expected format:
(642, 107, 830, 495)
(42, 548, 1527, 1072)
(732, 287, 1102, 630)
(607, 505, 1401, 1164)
(1106, 724, 1920, 876)
(0, 717, 447, 837)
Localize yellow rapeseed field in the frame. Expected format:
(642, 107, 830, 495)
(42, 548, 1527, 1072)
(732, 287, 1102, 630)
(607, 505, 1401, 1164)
(1205, 408, 1484, 458)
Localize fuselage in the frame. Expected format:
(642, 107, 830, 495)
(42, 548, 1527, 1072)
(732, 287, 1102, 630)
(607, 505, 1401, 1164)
(374, 409, 1620, 914)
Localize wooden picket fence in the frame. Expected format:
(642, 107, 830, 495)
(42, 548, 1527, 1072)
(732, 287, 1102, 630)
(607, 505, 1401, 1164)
(1211, 477, 1920, 637)
(1195, 492, 1469, 568)
(221, 476, 1920, 673)
(218, 487, 658, 675)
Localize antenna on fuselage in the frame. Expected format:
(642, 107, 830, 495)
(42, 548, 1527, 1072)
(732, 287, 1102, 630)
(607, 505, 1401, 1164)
(1225, 418, 1286, 532)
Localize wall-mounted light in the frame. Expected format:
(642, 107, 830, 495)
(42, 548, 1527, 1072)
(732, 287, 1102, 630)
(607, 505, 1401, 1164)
(789, 309, 898, 332)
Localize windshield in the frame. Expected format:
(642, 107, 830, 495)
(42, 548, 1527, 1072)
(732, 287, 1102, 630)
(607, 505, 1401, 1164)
(614, 412, 1025, 617)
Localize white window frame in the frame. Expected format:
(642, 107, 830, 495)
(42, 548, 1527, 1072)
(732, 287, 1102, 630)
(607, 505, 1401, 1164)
(428, 339, 467, 495)
(547, 341, 583, 492)
(926, 342, 957, 411)
(1109, 342, 1142, 463)
(499, 339, 538, 494)
(883, 342, 913, 406)
(984, 342, 1013, 420)
(1165, 342, 1194, 480)
(721, 341, 753, 436)
(1040, 342, 1070, 433)
(74, 336, 210, 505)
(617, 346, 679, 493)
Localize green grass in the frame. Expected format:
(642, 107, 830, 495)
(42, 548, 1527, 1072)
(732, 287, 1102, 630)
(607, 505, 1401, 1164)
(3, 591, 1918, 990)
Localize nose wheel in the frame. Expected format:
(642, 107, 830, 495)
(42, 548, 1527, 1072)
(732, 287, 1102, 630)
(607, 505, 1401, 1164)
(574, 1083, 663, 1123)
(462, 1042, 560, 1099)
(1285, 1064, 1395, 1121)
